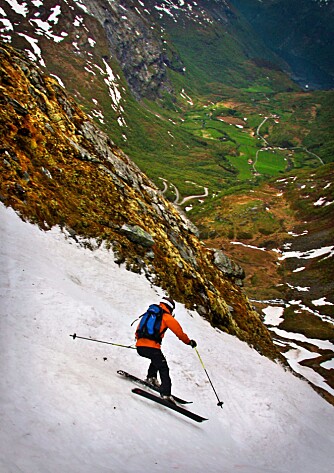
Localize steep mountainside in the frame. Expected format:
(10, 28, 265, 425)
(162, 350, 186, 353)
(0, 1, 296, 137)
(0, 42, 281, 361)
(199, 163, 334, 404)
(0, 0, 132, 146)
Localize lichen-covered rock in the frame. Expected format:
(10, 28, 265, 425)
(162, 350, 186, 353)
(213, 250, 245, 281)
(120, 224, 155, 247)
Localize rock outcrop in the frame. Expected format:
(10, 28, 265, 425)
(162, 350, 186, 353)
(84, 0, 180, 100)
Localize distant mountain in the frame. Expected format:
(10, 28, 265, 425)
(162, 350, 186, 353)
(229, 0, 334, 90)
(0, 0, 295, 102)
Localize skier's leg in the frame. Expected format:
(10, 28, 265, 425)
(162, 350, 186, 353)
(137, 347, 171, 395)
(149, 350, 171, 396)
(147, 363, 158, 379)
(137, 346, 158, 378)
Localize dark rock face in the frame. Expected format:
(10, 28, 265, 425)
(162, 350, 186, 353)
(213, 250, 245, 282)
(85, 0, 177, 100)
(120, 224, 155, 247)
(81, 0, 235, 100)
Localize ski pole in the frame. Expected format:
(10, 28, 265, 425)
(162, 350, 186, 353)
(70, 333, 136, 349)
(195, 347, 224, 408)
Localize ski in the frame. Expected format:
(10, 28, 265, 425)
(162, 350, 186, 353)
(117, 370, 192, 404)
(132, 388, 208, 423)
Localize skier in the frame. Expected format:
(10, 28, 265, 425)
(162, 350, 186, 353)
(135, 296, 197, 404)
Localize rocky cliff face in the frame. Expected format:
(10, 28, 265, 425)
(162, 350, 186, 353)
(0, 0, 284, 106)
(81, 0, 237, 100)
(84, 0, 178, 100)
(0, 42, 282, 360)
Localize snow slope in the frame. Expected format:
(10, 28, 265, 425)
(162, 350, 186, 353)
(1, 203, 333, 473)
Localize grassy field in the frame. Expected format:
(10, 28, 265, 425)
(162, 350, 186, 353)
(255, 150, 287, 175)
(109, 79, 333, 226)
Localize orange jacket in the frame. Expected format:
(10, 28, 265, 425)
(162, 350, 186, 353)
(135, 303, 191, 349)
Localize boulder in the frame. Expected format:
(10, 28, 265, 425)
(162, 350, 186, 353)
(213, 250, 245, 280)
(120, 224, 154, 247)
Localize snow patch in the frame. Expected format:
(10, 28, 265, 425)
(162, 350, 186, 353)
(278, 245, 334, 261)
(5, 0, 28, 17)
(312, 297, 334, 307)
(262, 306, 284, 326)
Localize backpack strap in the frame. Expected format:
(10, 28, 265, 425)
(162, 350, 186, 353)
(158, 309, 169, 339)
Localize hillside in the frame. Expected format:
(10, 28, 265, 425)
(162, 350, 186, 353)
(1, 0, 332, 179)
(0, 41, 280, 360)
(196, 163, 334, 404)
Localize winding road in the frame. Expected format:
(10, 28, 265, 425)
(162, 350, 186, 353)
(159, 178, 208, 206)
(254, 116, 324, 174)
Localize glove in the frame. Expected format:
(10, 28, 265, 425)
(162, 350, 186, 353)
(189, 340, 197, 348)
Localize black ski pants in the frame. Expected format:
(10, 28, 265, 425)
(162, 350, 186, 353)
(137, 346, 171, 396)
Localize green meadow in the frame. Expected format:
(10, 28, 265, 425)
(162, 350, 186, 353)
(119, 82, 332, 220)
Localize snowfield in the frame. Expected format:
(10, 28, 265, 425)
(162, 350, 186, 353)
(1, 203, 333, 473)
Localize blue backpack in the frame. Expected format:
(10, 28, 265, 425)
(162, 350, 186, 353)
(136, 304, 167, 343)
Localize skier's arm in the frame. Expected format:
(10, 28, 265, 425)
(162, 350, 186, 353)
(165, 314, 191, 345)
